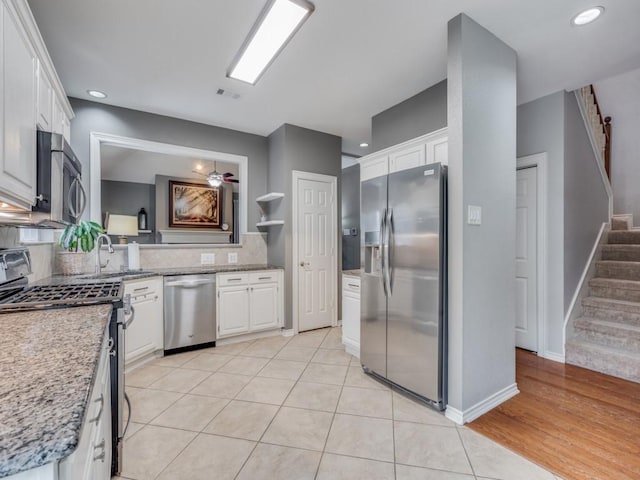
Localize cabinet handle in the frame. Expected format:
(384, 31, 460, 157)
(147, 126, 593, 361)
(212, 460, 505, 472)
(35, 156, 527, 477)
(133, 286, 149, 292)
(348, 283, 359, 288)
(90, 394, 104, 423)
(228, 278, 243, 282)
(258, 276, 272, 280)
(93, 439, 106, 462)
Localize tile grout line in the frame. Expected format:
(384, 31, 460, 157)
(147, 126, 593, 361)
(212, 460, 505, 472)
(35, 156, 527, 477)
(455, 426, 479, 480)
(313, 376, 347, 480)
(391, 388, 397, 479)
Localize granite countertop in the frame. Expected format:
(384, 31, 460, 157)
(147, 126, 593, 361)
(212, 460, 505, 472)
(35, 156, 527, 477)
(342, 269, 362, 277)
(0, 305, 112, 478)
(37, 264, 282, 286)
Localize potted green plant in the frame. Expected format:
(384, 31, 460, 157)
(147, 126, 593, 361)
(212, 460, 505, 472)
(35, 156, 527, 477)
(56, 221, 104, 275)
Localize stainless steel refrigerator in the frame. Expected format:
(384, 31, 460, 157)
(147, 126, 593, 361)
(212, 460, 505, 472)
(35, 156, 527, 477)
(361, 162, 447, 410)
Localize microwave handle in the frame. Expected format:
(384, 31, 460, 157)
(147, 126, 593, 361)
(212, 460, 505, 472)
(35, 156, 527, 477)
(76, 179, 87, 219)
(67, 177, 78, 221)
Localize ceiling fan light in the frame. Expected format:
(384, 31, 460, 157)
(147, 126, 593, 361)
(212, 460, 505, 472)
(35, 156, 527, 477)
(208, 175, 223, 187)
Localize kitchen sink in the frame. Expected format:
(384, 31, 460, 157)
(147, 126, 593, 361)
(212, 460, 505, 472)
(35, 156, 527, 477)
(77, 270, 153, 280)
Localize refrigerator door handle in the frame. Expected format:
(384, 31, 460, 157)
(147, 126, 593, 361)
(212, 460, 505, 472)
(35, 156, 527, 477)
(387, 208, 394, 295)
(380, 208, 388, 297)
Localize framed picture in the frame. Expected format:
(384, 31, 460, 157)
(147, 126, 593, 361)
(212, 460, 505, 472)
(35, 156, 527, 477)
(169, 180, 221, 228)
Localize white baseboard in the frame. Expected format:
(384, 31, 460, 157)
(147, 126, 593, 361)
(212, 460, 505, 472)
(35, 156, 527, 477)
(216, 328, 284, 345)
(343, 338, 360, 359)
(281, 329, 295, 337)
(445, 383, 519, 425)
(540, 350, 565, 363)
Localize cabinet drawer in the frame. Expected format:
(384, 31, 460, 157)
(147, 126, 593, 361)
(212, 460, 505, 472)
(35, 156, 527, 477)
(249, 271, 280, 284)
(125, 277, 160, 296)
(218, 273, 249, 286)
(342, 276, 361, 294)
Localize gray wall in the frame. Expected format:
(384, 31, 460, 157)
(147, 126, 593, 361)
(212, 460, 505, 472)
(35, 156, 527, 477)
(69, 98, 269, 231)
(372, 80, 447, 151)
(447, 14, 517, 412)
(563, 92, 610, 310)
(101, 180, 156, 244)
(341, 164, 360, 271)
(516, 92, 565, 356)
(267, 124, 342, 329)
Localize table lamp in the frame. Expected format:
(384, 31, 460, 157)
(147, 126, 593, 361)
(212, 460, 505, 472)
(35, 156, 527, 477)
(107, 214, 138, 244)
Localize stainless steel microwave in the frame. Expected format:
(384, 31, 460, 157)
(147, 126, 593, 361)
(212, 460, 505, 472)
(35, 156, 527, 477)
(32, 131, 87, 225)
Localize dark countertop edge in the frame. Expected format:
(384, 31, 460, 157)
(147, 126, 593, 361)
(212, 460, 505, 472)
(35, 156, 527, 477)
(0, 305, 112, 478)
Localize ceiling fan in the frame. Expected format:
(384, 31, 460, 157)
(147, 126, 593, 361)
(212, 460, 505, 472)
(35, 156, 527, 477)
(192, 161, 239, 187)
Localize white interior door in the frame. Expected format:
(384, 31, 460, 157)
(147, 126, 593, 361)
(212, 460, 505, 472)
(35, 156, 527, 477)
(295, 174, 336, 332)
(516, 167, 538, 351)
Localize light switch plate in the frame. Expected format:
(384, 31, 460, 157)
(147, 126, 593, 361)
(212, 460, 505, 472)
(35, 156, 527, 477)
(467, 205, 482, 226)
(201, 253, 216, 265)
(228, 252, 238, 264)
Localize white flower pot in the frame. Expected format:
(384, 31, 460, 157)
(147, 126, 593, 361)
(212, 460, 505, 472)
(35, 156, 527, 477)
(56, 251, 88, 275)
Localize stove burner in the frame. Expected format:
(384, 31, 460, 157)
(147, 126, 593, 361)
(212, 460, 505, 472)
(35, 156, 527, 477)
(0, 282, 123, 312)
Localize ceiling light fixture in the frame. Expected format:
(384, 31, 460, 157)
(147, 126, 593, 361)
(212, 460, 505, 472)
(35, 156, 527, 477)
(227, 0, 314, 85)
(571, 6, 604, 26)
(87, 89, 107, 99)
(359, 142, 369, 148)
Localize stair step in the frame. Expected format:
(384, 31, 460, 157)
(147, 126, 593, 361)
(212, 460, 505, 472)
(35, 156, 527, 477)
(574, 317, 640, 350)
(607, 230, 640, 245)
(595, 260, 640, 281)
(611, 213, 633, 230)
(566, 339, 640, 383)
(589, 277, 640, 302)
(581, 296, 640, 326)
(601, 245, 640, 262)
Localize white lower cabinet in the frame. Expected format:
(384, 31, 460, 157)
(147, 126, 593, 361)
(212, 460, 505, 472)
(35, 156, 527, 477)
(58, 328, 111, 480)
(124, 276, 163, 365)
(217, 270, 283, 339)
(342, 275, 361, 358)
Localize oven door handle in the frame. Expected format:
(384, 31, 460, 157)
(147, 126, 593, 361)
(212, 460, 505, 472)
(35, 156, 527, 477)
(122, 391, 132, 438)
(123, 305, 135, 330)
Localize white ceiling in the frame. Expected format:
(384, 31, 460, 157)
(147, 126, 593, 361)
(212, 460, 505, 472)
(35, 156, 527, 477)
(28, 0, 640, 155)
(100, 145, 239, 185)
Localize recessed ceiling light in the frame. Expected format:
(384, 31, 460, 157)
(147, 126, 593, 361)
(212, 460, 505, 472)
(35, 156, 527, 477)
(195, 164, 203, 171)
(571, 6, 604, 26)
(228, 0, 315, 85)
(87, 90, 107, 99)
(359, 142, 369, 148)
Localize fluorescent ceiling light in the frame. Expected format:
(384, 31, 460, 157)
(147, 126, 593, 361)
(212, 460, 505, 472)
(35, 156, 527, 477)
(228, 0, 314, 85)
(87, 89, 107, 98)
(571, 6, 604, 26)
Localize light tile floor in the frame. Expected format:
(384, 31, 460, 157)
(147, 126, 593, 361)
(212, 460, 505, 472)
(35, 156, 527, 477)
(114, 327, 564, 480)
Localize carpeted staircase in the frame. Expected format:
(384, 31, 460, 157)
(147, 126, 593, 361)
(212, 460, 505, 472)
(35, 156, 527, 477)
(566, 215, 640, 382)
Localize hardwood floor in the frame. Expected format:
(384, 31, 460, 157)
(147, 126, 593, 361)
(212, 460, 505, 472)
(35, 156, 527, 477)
(469, 348, 640, 480)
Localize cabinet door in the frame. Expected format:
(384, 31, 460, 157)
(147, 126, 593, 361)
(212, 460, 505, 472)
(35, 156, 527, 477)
(0, 1, 37, 208)
(360, 154, 388, 182)
(389, 143, 425, 173)
(342, 290, 360, 354)
(52, 97, 64, 135)
(218, 286, 250, 337)
(124, 278, 163, 364)
(36, 63, 52, 130)
(249, 283, 279, 331)
(426, 135, 448, 165)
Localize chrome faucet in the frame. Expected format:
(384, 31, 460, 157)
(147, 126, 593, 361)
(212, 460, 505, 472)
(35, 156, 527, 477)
(95, 233, 115, 274)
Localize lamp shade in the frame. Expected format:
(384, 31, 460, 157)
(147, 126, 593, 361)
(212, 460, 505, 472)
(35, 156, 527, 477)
(107, 214, 138, 236)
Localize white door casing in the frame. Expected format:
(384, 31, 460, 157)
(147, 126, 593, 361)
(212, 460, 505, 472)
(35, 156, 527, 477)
(516, 166, 538, 351)
(292, 171, 337, 333)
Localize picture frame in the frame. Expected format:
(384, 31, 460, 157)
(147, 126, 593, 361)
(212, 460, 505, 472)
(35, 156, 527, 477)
(168, 180, 221, 228)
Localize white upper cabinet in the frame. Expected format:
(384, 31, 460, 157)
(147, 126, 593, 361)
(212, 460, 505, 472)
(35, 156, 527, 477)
(359, 128, 448, 182)
(0, 0, 37, 209)
(0, 0, 74, 210)
(389, 143, 426, 173)
(36, 62, 52, 131)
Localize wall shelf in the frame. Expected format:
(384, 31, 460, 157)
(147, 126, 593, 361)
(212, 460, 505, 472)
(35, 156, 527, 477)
(256, 192, 285, 202)
(256, 220, 285, 227)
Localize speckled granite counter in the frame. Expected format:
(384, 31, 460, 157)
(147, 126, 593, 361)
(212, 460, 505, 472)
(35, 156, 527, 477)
(0, 305, 112, 478)
(150, 264, 281, 276)
(342, 269, 362, 278)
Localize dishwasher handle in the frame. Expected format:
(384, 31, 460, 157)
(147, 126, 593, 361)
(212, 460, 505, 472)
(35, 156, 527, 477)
(164, 279, 216, 288)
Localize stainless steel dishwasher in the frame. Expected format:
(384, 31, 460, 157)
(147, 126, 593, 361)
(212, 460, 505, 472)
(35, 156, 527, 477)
(164, 274, 216, 351)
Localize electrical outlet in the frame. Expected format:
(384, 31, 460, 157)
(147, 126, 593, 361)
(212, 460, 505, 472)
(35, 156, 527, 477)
(228, 252, 238, 264)
(467, 205, 482, 226)
(201, 253, 216, 265)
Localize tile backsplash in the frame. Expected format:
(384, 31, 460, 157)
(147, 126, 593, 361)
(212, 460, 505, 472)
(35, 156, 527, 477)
(0, 227, 269, 279)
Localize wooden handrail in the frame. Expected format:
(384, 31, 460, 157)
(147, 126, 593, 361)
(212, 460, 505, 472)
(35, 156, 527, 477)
(584, 85, 612, 179)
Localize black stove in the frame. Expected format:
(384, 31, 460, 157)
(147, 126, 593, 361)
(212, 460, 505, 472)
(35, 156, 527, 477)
(0, 282, 123, 312)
